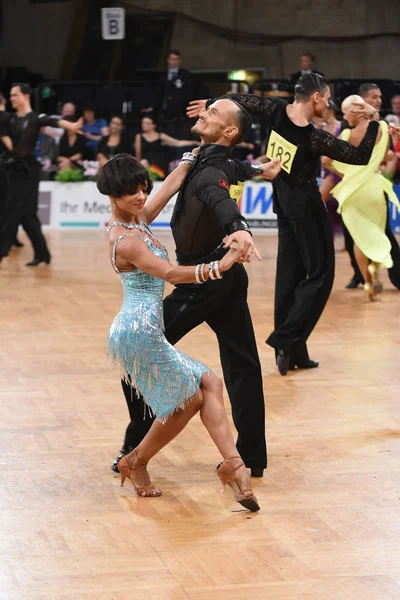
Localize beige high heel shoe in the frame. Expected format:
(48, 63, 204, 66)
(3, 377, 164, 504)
(118, 450, 162, 497)
(368, 263, 383, 294)
(217, 456, 260, 512)
(363, 282, 378, 301)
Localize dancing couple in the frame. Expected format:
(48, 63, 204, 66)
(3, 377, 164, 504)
(100, 98, 281, 511)
(323, 94, 400, 300)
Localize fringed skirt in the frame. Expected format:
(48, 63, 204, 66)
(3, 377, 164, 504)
(108, 304, 210, 423)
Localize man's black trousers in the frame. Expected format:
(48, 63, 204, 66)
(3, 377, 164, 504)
(0, 161, 50, 260)
(267, 199, 335, 357)
(120, 257, 267, 470)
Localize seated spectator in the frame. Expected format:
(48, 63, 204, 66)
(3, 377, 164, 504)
(36, 128, 58, 180)
(97, 115, 132, 168)
(43, 102, 77, 142)
(81, 106, 109, 159)
(385, 94, 400, 126)
(57, 116, 86, 172)
(135, 115, 197, 179)
(289, 52, 324, 91)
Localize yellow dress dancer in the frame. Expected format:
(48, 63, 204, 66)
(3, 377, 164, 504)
(331, 120, 400, 299)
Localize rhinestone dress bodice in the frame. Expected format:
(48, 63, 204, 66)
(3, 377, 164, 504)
(107, 221, 209, 421)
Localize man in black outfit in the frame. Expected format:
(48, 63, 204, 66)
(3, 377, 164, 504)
(187, 74, 379, 377)
(113, 98, 282, 478)
(289, 53, 324, 92)
(0, 83, 82, 266)
(151, 50, 193, 140)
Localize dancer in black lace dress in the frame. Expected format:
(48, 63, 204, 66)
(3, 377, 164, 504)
(188, 74, 379, 374)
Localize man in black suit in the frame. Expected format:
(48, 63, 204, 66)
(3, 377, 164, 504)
(152, 50, 193, 140)
(289, 53, 324, 92)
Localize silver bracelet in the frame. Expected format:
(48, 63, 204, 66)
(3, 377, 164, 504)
(178, 152, 196, 167)
(200, 263, 207, 282)
(195, 264, 202, 284)
(208, 261, 217, 280)
(213, 261, 223, 280)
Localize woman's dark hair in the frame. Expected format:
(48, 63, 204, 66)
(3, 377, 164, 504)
(11, 82, 31, 96)
(110, 114, 124, 124)
(97, 153, 153, 198)
(328, 99, 339, 114)
(295, 73, 329, 101)
(141, 114, 157, 127)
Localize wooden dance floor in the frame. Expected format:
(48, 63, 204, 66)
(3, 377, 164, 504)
(1, 229, 399, 600)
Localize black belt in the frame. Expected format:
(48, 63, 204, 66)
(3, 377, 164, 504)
(176, 243, 228, 266)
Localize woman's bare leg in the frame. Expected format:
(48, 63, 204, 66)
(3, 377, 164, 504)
(354, 243, 371, 284)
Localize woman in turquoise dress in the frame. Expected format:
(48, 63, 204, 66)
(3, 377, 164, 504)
(98, 153, 260, 512)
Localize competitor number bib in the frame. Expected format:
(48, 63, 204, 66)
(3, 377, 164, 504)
(229, 181, 245, 205)
(266, 130, 298, 174)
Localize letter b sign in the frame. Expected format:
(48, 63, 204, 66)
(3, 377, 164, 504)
(101, 8, 125, 40)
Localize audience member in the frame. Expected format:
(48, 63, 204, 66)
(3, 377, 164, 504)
(289, 52, 324, 90)
(144, 50, 193, 139)
(81, 106, 109, 158)
(97, 115, 132, 168)
(36, 128, 58, 179)
(57, 116, 86, 172)
(44, 102, 77, 141)
(385, 94, 400, 126)
(135, 115, 197, 179)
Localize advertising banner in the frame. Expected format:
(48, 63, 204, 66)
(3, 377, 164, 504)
(39, 181, 400, 233)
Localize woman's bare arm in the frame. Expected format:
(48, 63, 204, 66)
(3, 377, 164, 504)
(113, 235, 238, 284)
(142, 162, 193, 224)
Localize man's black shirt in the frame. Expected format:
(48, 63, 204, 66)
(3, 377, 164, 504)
(0, 111, 59, 162)
(170, 144, 256, 264)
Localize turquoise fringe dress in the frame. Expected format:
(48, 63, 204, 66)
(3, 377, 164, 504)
(107, 222, 210, 423)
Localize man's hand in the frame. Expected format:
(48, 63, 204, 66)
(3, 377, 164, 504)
(350, 102, 377, 120)
(223, 230, 262, 263)
(59, 117, 84, 134)
(388, 124, 400, 143)
(187, 99, 207, 119)
(258, 157, 281, 180)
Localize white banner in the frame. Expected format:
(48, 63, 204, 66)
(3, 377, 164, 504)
(39, 181, 277, 230)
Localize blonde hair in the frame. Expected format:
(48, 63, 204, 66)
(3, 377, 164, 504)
(341, 94, 364, 114)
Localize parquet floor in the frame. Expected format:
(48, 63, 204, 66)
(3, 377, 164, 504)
(1, 229, 399, 600)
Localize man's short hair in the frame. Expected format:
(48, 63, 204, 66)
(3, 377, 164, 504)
(295, 73, 328, 101)
(359, 83, 379, 98)
(229, 100, 252, 145)
(11, 82, 31, 96)
(302, 52, 315, 62)
(0, 91, 5, 103)
(168, 50, 181, 57)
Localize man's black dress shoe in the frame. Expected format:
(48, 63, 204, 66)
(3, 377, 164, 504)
(345, 276, 363, 289)
(26, 257, 51, 266)
(216, 462, 264, 478)
(276, 349, 291, 376)
(111, 446, 134, 473)
(289, 358, 319, 370)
